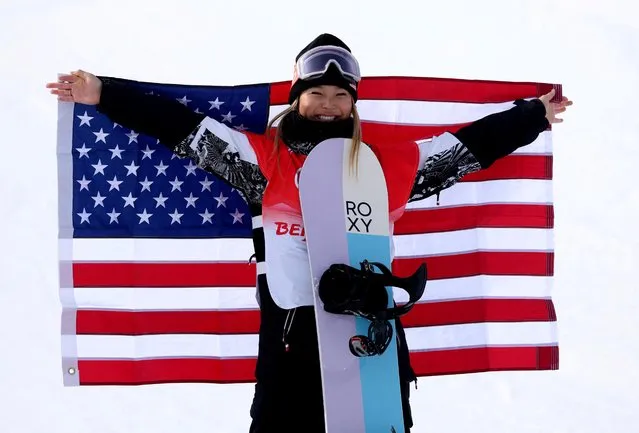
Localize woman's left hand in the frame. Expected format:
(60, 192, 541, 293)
(539, 88, 573, 124)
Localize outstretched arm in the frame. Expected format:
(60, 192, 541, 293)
(47, 70, 268, 205)
(452, 97, 549, 169)
(96, 76, 206, 147)
(47, 70, 204, 146)
(408, 89, 572, 203)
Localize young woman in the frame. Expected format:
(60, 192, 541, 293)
(47, 33, 571, 433)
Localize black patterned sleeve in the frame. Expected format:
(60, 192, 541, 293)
(409, 132, 482, 203)
(173, 117, 268, 205)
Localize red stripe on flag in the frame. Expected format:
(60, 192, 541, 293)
(73, 251, 552, 288)
(73, 262, 257, 288)
(76, 345, 558, 385)
(402, 299, 556, 328)
(410, 345, 560, 376)
(460, 155, 552, 181)
(78, 358, 257, 385)
(361, 121, 479, 144)
(76, 309, 261, 335)
(269, 77, 559, 105)
(74, 299, 555, 336)
(393, 251, 554, 280)
(394, 204, 554, 235)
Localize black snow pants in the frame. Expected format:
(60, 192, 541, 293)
(248, 274, 416, 433)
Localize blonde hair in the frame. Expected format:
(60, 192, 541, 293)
(267, 96, 362, 177)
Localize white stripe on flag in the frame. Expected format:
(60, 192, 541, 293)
(405, 179, 552, 210)
(417, 131, 551, 156)
(406, 321, 558, 352)
(512, 130, 552, 155)
(69, 275, 553, 311)
(71, 227, 551, 262)
(398, 274, 553, 303)
(269, 99, 520, 126)
(64, 321, 557, 359)
(395, 227, 553, 257)
(71, 237, 255, 262)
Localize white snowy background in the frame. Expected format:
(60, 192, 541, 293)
(1, 0, 637, 431)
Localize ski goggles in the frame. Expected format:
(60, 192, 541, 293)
(294, 45, 361, 84)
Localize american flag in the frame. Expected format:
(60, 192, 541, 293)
(57, 76, 560, 386)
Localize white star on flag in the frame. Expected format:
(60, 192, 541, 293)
(155, 161, 169, 176)
(77, 175, 91, 191)
(184, 193, 199, 208)
(107, 208, 121, 224)
(126, 131, 139, 144)
(221, 111, 236, 123)
(76, 208, 91, 224)
(214, 192, 228, 208)
(107, 175, 123, 191)
(177, 95, 192, 106)
(124, 161, 139, 176)
(109, 145, 124, 159)
(75, 143, 91, 158)
(199, 209, 214, 224)
(200, 177, 214, 192)
(77, 111, 93, 126)
(208, 97, 224, 110)
(240, 96, 255, 111)
(141, 145, 155, 160)
(169, 177, 183, 192)
(168, 209, 183, 225)
(91, 192, 106, 207)
(91, 159, 107, 175)
(185, 161, 198, 176)
(230, 208, 244, 224)
(139, 177, 153, 192)
(122, 193, 137, 208)
(137, 209, 152, 224)
(93, 128, 109, 143)
(153, 193, 169, 208)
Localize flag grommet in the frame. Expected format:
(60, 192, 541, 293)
(67, 367, 77, 375)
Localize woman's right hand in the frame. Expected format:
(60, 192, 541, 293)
(46, 70, 102, 105)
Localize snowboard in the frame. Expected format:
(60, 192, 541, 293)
(299, 138, 404, 433)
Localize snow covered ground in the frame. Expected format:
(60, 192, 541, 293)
(1, 0, 637, 431)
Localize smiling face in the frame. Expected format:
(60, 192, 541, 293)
(297, 85, 353, 122)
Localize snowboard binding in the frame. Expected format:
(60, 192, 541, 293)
(318, 259, 427, 321)
(318, 259, 428, 357)
(348, 319, 394, 357)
